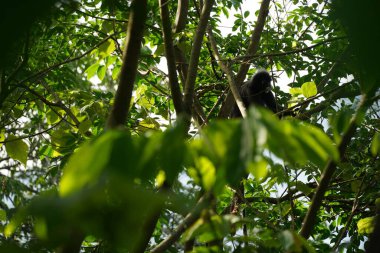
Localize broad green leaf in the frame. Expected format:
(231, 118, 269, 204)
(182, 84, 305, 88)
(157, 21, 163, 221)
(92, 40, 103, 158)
(293, 182, 312, 195)
(5, 135, 28, 165)
(138, 118, 160, 131)
(112, 65, 121, 79)
(301, 81, 317, 98)
(246, 159, 268, 181)
(85, 63, 100, 80)
(98, 39, 115, 59)
(0, 209, 6, 221)
(289, 87, 302, 96)
(153, 44, 165, 57)
(329, 109, 352, 143)
(78, 119, 92, 134)
(197, 156, 216, 191)
(135, 84, 148, 100)
(357, 217, 375, 234)
(203, 120, 243, 189)
(97, 65, 106, 81)
(280, 230, 316, 253)
(34, 218, 48, 240)
(4, 208, 26, 237)
(105, 55, 117, 67)
(46, 109, 60, 125)
(293, 122, 339, 167)
(371, 132, 380, 156)
(60, 131, 131, 196)
(0, 130, 5, 148)
(155, 170, 166, 188)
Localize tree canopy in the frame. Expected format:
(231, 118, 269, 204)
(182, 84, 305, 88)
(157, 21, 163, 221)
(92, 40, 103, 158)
(0, 0, 379, 252)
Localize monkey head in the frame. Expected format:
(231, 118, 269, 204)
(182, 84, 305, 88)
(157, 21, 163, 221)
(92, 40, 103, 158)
(249, 69, 272, 93)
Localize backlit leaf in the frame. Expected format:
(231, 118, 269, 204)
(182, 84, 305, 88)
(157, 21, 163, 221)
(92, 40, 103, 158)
(357, 217, 375, 234)
(301, 81, 317, 98)
(5, 135, 28, 165)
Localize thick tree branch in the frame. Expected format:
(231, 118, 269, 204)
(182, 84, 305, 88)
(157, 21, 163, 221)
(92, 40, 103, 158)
(182, 0, 214, 129)
(207, 26, 246, 117)
(173, 0, 189, 33)
(299, 94, 370, 239)
(106, 0, 147, 129)
(218, 0, 271, 118)
(159, 0, 184, 115)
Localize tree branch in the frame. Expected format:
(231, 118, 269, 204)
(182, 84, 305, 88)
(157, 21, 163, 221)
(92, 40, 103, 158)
(182, 0, 214, 129)
(159, 0, 184, 115)
(18, 33, 121, 86)
(106, 0, 148, 129)
(173, 0, 189, 34)
(299, 94, 370, 239)
(207, 26, 246, 117)
(218, 0, 271, 118)
(150, 194, 211, 253)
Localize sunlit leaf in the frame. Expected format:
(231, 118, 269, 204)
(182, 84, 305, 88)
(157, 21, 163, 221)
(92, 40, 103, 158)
(98, 39, 115, 59)
(289, 87, 302, 96)
(59, 131, 131, 196)
(301, 81, 317, 98)
(197, 156, 216, 191)
(97, 65, 106, 81)
(155, 170, 166, 188)
(246, 159, 268, 181)
(78, 119, 92, 134)
(5, 135, 29, 165)
(371, 132, 380, 156)
(46, 109, 60, 125)
(0, 130, 5, 148)
(357, 216, 375, 234)
(112, 65, 121, 79)
(85, 62, 100, 80)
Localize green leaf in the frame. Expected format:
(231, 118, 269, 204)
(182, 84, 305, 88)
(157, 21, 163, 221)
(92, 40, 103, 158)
(246, 159, 268, 181)
(0, 209, 6, 221)
(154, 44, 165, 57)
(371, 132, 380, 156)
(289, 87, 302, 96)
(34, 218, 48, 240)
(112, 65, 121, 79)
(46, 109, 60, 125)
(301, 81, 317, 98)
(5, 135, 28, 165)
(97, 65, 106, 81)
(197, 156, 216, 191)
(98, 39, 115, 59)
(357, 216, 375, 234)
(0, 130, 5, 148)
(105, 55, 117, 67)
(280, 230, 316, 253)
(375, 198, 380, 210)
(85, 63, 100, 80)
(330, 109, 352, 143)
(59, 131, 130, 196)
(78, 119, 92, 134)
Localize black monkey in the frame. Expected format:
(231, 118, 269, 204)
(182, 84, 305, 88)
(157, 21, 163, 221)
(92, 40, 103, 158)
(230, 69, 278, 118)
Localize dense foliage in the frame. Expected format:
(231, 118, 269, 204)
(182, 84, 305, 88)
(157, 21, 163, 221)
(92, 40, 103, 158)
(0, 0, 379, 252)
